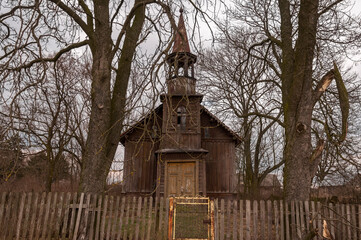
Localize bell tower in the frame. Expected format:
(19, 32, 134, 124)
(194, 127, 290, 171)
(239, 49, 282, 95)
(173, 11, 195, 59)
(166, 8, 197, 95)
(157, 9, 207, 197)
(160, 9, 203, 150)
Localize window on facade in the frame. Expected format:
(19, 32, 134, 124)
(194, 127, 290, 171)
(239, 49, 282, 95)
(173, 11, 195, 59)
(151, 125, 158, 138)
(177, 106, 186, 131)
(204, 128, 210, 138)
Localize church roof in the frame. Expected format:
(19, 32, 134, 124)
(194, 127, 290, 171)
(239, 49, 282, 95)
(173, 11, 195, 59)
(119, 104, 242, 145)
(172, 9, 191, 53)
(119, 105, 162, 145)
(200, 106, 242, 145)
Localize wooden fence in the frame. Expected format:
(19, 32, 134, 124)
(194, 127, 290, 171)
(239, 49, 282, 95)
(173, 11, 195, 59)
(0, 192, 360, 239)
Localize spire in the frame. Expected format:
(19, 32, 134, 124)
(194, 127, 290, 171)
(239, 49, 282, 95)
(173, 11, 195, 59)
(172, 8, 191, 53)
(166, 8, 197, 83)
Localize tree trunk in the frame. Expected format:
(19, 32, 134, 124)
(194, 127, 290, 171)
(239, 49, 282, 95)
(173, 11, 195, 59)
(279, 0, 320, 201)
(79, 0, 145, 193)
(79, 0, 113, 193)
(283, 109, 314, 201)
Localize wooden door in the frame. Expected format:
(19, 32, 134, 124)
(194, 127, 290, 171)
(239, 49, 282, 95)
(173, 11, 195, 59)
(167, 162, 196, 196)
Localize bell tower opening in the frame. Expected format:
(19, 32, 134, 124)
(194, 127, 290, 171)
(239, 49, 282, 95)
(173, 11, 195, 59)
(177, 106, 187, 131)
(166, 8, 197, 95)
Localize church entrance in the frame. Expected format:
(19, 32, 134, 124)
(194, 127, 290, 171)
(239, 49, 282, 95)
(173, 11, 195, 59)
(166, 162, 196, 196)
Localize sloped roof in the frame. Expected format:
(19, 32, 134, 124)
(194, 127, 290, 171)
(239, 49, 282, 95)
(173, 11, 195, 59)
(119, 105, 163, 145)
(119, 104, 242, 145)
(200, 106, 242, 145)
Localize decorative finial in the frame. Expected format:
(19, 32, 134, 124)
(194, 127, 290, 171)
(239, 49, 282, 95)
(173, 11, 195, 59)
(180, 8, 183, 13)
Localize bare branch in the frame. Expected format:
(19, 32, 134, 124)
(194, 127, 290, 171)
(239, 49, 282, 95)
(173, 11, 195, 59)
(13, 40, 89, 70)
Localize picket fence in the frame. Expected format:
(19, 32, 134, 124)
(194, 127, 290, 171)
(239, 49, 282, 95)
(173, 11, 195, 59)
(0, 192, 360, 240)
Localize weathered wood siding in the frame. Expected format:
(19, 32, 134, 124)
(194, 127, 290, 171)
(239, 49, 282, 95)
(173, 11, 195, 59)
(123, 139, 159, 193)
(161, 95, 202, 149)
(123, 111, 162, 194)
(201, 111, 237, 195)
(122, 104, 239, 197)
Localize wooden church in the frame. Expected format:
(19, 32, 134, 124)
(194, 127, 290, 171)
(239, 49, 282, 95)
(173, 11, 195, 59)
(120, 10, 241, 198)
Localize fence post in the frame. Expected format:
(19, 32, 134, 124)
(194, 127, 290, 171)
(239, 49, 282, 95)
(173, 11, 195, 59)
(226, 199, 231, 239)
(146, 197, 153, 240)
(239, 200, 243, 240)
(134, 196, 142, 240)
(22, 192, 33, 238)
(34, 192, 46, 240)
(304, 200, 309, 232)
(15, 192, 26, 240)
(105, 195, 114, 240)
(285, 201, 290, 240)
(214, 199, 218, 240)
(115, 196, 126, 240)
(267, 200, 272, 239)
(346, 204, 351, 239)
(73, 192, 85, 240)
(358, 204, 361, 240)
(220, 199, 224, 240)
(141, 197, 148, 240)
(259, 200, 265, 239)
(88, 194, 98, 240)
(47, 192, 59, 240)
(232, 200, 237, 239)
(168, 198, 174, 240)
(253, 200, 258, 239)
(317, 202, 322, 237)
(129, 196, 137, 240)
(274, 200, 279, 240)
(245, 200, 251, 240)
(295, 200, 301, 238)
(210, 200, 215, 240)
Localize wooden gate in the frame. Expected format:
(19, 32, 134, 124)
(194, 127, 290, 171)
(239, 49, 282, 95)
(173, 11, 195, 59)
(168, 197, 214, 240)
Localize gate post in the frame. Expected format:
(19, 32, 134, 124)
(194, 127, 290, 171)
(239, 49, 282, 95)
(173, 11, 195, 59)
(210, 200, 215, 240)
(168, 198, 174, 240)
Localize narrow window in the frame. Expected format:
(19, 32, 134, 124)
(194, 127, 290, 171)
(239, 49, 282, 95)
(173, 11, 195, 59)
(204, 128, 210, 138)
(177, 106, 186, 131)
(151, 125, 158, 138)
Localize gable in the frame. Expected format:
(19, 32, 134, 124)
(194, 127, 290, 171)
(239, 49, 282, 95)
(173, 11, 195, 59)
(119, 105, 163, 145)
(119, 104, 241, 145)
(200, 106, 241, 145)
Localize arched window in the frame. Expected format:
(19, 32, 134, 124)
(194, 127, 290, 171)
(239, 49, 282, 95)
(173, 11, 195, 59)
(177, 106, 186, 131)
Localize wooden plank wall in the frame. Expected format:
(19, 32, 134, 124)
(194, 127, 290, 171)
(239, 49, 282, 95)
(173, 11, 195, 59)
(0, 192, 360, 240)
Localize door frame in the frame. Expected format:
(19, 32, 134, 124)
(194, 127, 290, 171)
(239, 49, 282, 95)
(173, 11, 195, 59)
(165, 160, 199, 197)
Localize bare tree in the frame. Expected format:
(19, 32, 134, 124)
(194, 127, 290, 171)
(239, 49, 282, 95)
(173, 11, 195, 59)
(2, 54, 86, 191)
(0, 126, 23, 184)
(0, 0, 196, 193)
(199, 35, 285, 199)
(216, 0, 361, 200)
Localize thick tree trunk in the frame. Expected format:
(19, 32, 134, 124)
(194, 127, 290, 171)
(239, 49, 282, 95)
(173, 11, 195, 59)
(279, 0, 320, 201)
(79, 0, 113, 193)
(79, 0, 145, 193)
(283, 110, 314, 201)
(246, 178, 261, 200)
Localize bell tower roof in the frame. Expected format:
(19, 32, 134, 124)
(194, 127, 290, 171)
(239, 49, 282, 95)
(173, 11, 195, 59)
(172, 8, 191, 53)
(166, 9, 197, 73)
(165, 9, 198, 95)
